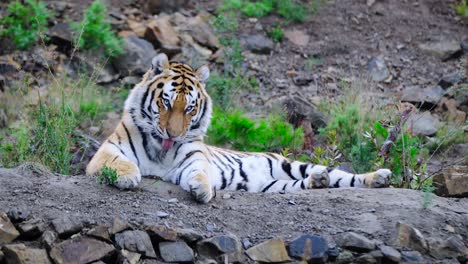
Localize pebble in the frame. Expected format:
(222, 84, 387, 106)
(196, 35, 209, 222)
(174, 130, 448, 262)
(156, 211, 169, 218)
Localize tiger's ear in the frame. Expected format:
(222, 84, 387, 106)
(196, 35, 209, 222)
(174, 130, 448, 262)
(151, 53, 169, 75)
(195, 65, 210, 83)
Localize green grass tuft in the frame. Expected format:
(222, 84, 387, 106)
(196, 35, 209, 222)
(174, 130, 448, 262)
(97, 166, 119, 185)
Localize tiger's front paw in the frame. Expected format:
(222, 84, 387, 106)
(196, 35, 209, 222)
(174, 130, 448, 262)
(188, 174, 213, 203)
(114, 173, 141, 189)
(308, 165, 330, 188)
(365, 169, 392, 188)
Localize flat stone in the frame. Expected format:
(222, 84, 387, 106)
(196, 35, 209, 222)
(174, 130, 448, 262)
(41, 230, 58, 249)
(110, 217, 130, 235)
(52, 216, 83, 239)
(380, 245, 401, 263)
(336, 232, 376, 253)
(197, 234, 242, 259)
(418, 40, 462, 61)
(177, 228, 204, 243)
(396, 222, 428, 253)
(50, 236, 114, 264)
(87, 225, 111, 242)
(428, 235, 468, 259)
(433, 165, 468, 197)
(241, 34, 274, 54)
(245, 238, 291, 263)
(0, 212, 20, 245)
(115, 230, 156, 258)
(159, 241, 194, 262)
(284, 29, 309, 46)
(2, 243, 51, 264)
(401, 85, 444, 106)
(17, 218, 46, 239)
(356, 253, 377, 264)
(47, 23, 74, 53)
(368, 57, 390, 82)
(407, 112, 440, 136)
(400, 250, 424, 263)
(146, 225, 177, 242)
(288, 234, 329, 263)
(438, 72, 463, 89)
(112, 36, 157, 76)
(117, 249, 141, 264)
(144, 14, 181, 56)
(7, 208, 30, 223)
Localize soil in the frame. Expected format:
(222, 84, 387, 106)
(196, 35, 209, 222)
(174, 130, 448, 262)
(1, 165, 467, 247)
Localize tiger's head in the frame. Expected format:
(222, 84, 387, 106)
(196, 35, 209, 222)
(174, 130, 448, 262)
(125, 53, 212, 150)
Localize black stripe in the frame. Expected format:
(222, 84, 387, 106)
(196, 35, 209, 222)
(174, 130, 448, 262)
(108, 140, 125, 155)
(281, 160, 295, 180)
(262, 180, 278, 192)
(176, 160, 196, 185)
(234, 159, 248, 182)
(191, 99, 207, 130)
(147, 89, 157, 113)
(111, 156, 118, 162)
(333, 178, 342, 188)
(173, 143, 184, 159)
(236, 183, 248, 191)
(350, 175, 356, 187)
(299, 164, 308, 178)
(293, 180, 299, 187)
(220, 171, 227, 190)
(266, 153, 278, 160)
(300, 181, 306, 189)
(229, 167, 235, 186)
(140, 87, 150, 118)
(267, 158, 274, 178)
(178, 150, 203, 167)
(282, 183, 288, 191)
(327, 167, 334, 173)
(122, 123, 140, 166)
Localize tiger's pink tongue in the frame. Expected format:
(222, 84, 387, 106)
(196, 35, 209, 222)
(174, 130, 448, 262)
(162, 138, 174, 150)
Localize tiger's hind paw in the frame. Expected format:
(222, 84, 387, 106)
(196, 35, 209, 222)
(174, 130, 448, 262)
(365, 169, 392, 188)
(308, 165, 330, 189)
(188, 174, 213, 203)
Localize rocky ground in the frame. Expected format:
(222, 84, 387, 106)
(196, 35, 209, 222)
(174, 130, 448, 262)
(0, 165, 467, 263)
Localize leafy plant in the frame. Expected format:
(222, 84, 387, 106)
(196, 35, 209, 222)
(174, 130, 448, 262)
(97, 166, 119, 185)
(71, 0, 123, 57)
(0, 0, 52, 49)
(455, 0, 468, 17)
(267, 25, 284, 43)
(276, 0, 307, 22)
(207, 108, 303, 152)
(219, 0, 308, 21)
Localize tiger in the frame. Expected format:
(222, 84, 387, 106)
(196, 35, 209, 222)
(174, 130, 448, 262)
(86, 53, 392, 203)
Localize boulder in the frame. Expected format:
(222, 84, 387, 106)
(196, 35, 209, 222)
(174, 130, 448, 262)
(144, 14, 181, 56)
(407, 112, 440, 136)
(288, 234, 329, 263)
(47, 23, 74, 53)
(159, 241, 194, 262)
(146, 225, 177, 242)
(110, 217, 130, 235)
(400, 250, 425, 263)
(336, 232, 376, 253)
(400, 85, 444, 107)
(245, 238, 291, 263)
(52, 216, 83, 239)
(197, 234, 242, 259)
(418, 40, 463, 61)
(87, 225, 111, 243)
(396, 222, 428, 253)
(241, 34, 274, 54)
(2, 243, 51, 264)
(112, 36, 157, 76)
(114, 230, 156, 258)
(17, 218, 46, 239)
(117, 249, 141, 264)
(7, 208, 30, 223)
(41, 230, 58, 250)
(0, 212, 20, 245)
(428, 235, 468, 259)
(368, 57, 390, 82)
(433, 165, 468, 197)
(379, 245, 401, 263)
(176, 228, 204, 243)
(50, 236, 115, 264)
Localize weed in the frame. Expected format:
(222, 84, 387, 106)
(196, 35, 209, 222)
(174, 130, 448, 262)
(207, 108, 303, 152)
(97, 166, 119, 185)
(276, 0, 307, 22)
(71, 0, 123, 58)
(309, 0, 328, 15)
(305, 56, 322, 71)
(267, 25, 284, 43)
(455, 0, 468, 17)
(0, 0, 52, 50)
(219, 0, 308, 21)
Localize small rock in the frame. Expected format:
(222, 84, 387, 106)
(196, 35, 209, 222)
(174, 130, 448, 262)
(112, 36, 157, 76)
(197, 235, 242, 259)
(167, 198, 178, 203)
(418, 40, 463, 61)
(242, 238, 252, 249)
(380, 245, 401, 263)
(117, 249, 141, 264)
(433, 165, 468, 197)
(327, 247, 340, 261)
(50, 236, 115, 264)
(461, 38, 468, 52)
(284, 29, 310, 47)
(400, 250, 424, 263)
(159, 241, 194, 262)
(336, 250, 354, 264)
(110, 217, 130, 235)
(368, 57, 390, 82)
(47, 23, 73, 53)
(87, 225, 111, 242)
(115, 230, 156, 258)
(2, 243, 51, 264)
(7, 208, 30, 223)
(356, 253, 377, 264)
(52, 216, 83, 239)
(288, 234, 329, 263)
(17, 218, 46, 239)
(156, 211, 169, 218)
(41, 230, 58, 249)
(428, 235, 468, 259)
(438, 72, 463, 89)
(0, 212, 20, 244)
(336, 232, 376, 253)
(400, 85, 444, 107)
(407, 112, 440, 136)
(144, 14, 181, 56)
(283, 96, 327, 128)
(147, 225, 177, 242)
(241, 34, 274, 54)
(245, 238, 291, 263)
(177, 228, 204, 243)
(222, 193, 232, 199)
(396, 222, 428, 253)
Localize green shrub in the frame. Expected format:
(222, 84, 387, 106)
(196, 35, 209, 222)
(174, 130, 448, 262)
(219, 0, 308, 21)
(0, 0, 52, 49)
(267, 25, 284, 43)
(72, 1, 123, 58)
(455, 0, 468, 17)
(276, 0, 307, 22)
(97, 166, 119, 185)
(207, 108, 303, 152)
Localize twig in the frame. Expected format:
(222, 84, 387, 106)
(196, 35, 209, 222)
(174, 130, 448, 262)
(379, 106, 413, 157)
